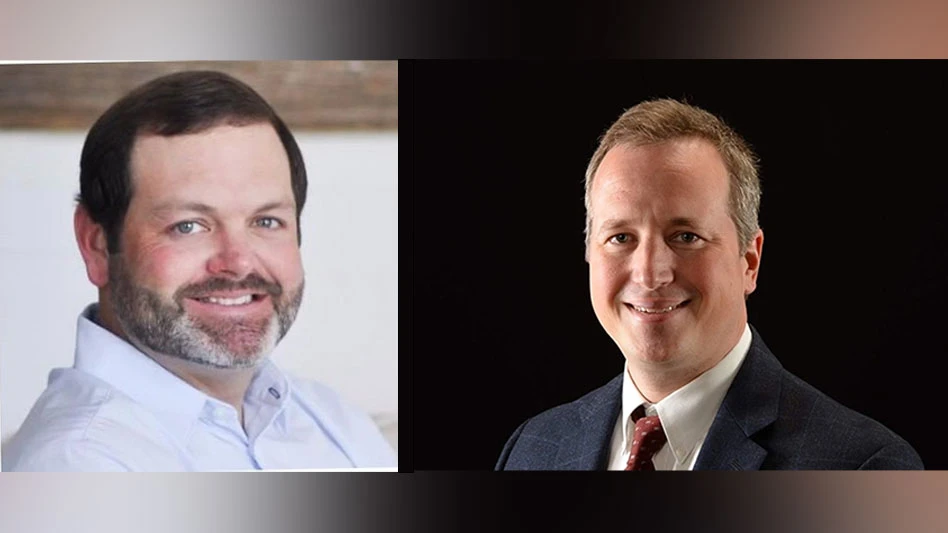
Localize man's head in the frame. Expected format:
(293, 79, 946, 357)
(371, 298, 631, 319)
(585, 99, 760, 251)
(584, 99, 763, 394)
(74, 71, 307, 369)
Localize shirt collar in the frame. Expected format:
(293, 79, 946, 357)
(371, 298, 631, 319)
(73, 304, 291, 443)
(620, 323, 752, 466)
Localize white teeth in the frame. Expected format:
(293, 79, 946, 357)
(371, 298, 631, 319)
(631, 303, 680, 314)
(202, 295, 253, 306)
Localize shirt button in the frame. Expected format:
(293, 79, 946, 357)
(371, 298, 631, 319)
(268, 387, 281, 399)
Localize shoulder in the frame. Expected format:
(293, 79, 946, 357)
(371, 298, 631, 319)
(288, 377, 397, 468)
(3, 369, 180, 471)
(516, 375, 623, 439)
(770, 367, 923, 469)
(4, 433, 134, 472)
(496, 375, 622, 470)
(738, 332, 923, 470)
(289, 378, 366, 422)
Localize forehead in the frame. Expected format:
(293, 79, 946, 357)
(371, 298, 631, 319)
(591, 138, 730, 211)
(128, 122, 292, 207)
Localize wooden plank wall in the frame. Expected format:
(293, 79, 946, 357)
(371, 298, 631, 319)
(0, 61, 397, 130)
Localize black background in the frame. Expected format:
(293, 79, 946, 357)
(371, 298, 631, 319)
(413, 60, 948, 470)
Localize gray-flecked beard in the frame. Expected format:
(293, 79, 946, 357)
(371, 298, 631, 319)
(108, 255, 304, 369)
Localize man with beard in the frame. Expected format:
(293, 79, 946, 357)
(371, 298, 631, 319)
(3, 71, 396, 471)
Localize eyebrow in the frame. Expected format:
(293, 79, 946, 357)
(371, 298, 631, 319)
(150, 200, 296, 217)
(596, 218, 627, 234)
(596, 216, 703, 233)
(667, 216, 702, 228)
(252, 201, 296, 214)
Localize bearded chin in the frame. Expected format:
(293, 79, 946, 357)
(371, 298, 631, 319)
(107, 256, 303, 369)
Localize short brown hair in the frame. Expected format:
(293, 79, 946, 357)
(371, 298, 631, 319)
(79, 70, 307, 252)
(584, 98, 760, 251)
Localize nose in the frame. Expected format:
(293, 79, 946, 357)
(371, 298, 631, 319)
(630, 237, 674, 290)
(206, 229, 256, 279)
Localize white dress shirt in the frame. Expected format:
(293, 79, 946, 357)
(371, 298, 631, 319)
(3, 305, 397, 471)
(607, 324, 752, 470)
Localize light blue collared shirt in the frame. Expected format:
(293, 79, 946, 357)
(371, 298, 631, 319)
(2, 305, 397, 471)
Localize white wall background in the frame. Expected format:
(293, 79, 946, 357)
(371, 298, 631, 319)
(0, 130, 398, 442)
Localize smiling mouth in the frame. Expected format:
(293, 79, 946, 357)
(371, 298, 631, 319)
(193, 294, 265, 306)
(626, 301, 689, 314)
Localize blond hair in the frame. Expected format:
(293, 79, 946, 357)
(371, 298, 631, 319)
(584, 98, 761, 250)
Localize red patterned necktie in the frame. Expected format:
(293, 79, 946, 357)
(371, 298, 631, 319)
(625, 405, 667, 471)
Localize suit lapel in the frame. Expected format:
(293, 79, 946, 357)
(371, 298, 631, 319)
(694, 327, 783, 470)
(694, 412, 768, 470)
(552, 375, 623, 470)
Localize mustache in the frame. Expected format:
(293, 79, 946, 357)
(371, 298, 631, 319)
(174, 273, 284, 301)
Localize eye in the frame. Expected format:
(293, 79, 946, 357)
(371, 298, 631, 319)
(171, 221, 207, 235)
(673, 232, 702, 244)
(254, 216, 285, 229)
(607, 233, 631, 244)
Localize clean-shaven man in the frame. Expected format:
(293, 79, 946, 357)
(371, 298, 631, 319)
(496, 99, 923, 470)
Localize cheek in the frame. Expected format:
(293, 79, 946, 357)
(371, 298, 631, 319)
(125, 241, 209, 292)
(690, 255, 745, 306)
(589, 255, 625, 302)
(261, 243, 304, 286)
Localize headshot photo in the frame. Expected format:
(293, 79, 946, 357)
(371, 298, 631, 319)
(0, 61, 398, 471)
(413, 60, 946, 470)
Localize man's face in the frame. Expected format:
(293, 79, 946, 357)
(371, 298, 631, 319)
(587, 138, 761, 381)
(108, 123, 304, 369)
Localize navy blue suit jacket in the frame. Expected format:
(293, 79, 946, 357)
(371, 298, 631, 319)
(496, 329, 924, 470)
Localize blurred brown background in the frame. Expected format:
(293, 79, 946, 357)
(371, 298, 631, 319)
(0, 61, 397, 130)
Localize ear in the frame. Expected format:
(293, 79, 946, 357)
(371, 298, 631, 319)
(742, 228, 764, 296)
(74, 204, 111, 287)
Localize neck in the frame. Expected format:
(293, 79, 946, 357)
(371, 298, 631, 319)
(627, 368, 682, 404)
(626, 355, 724, 403)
